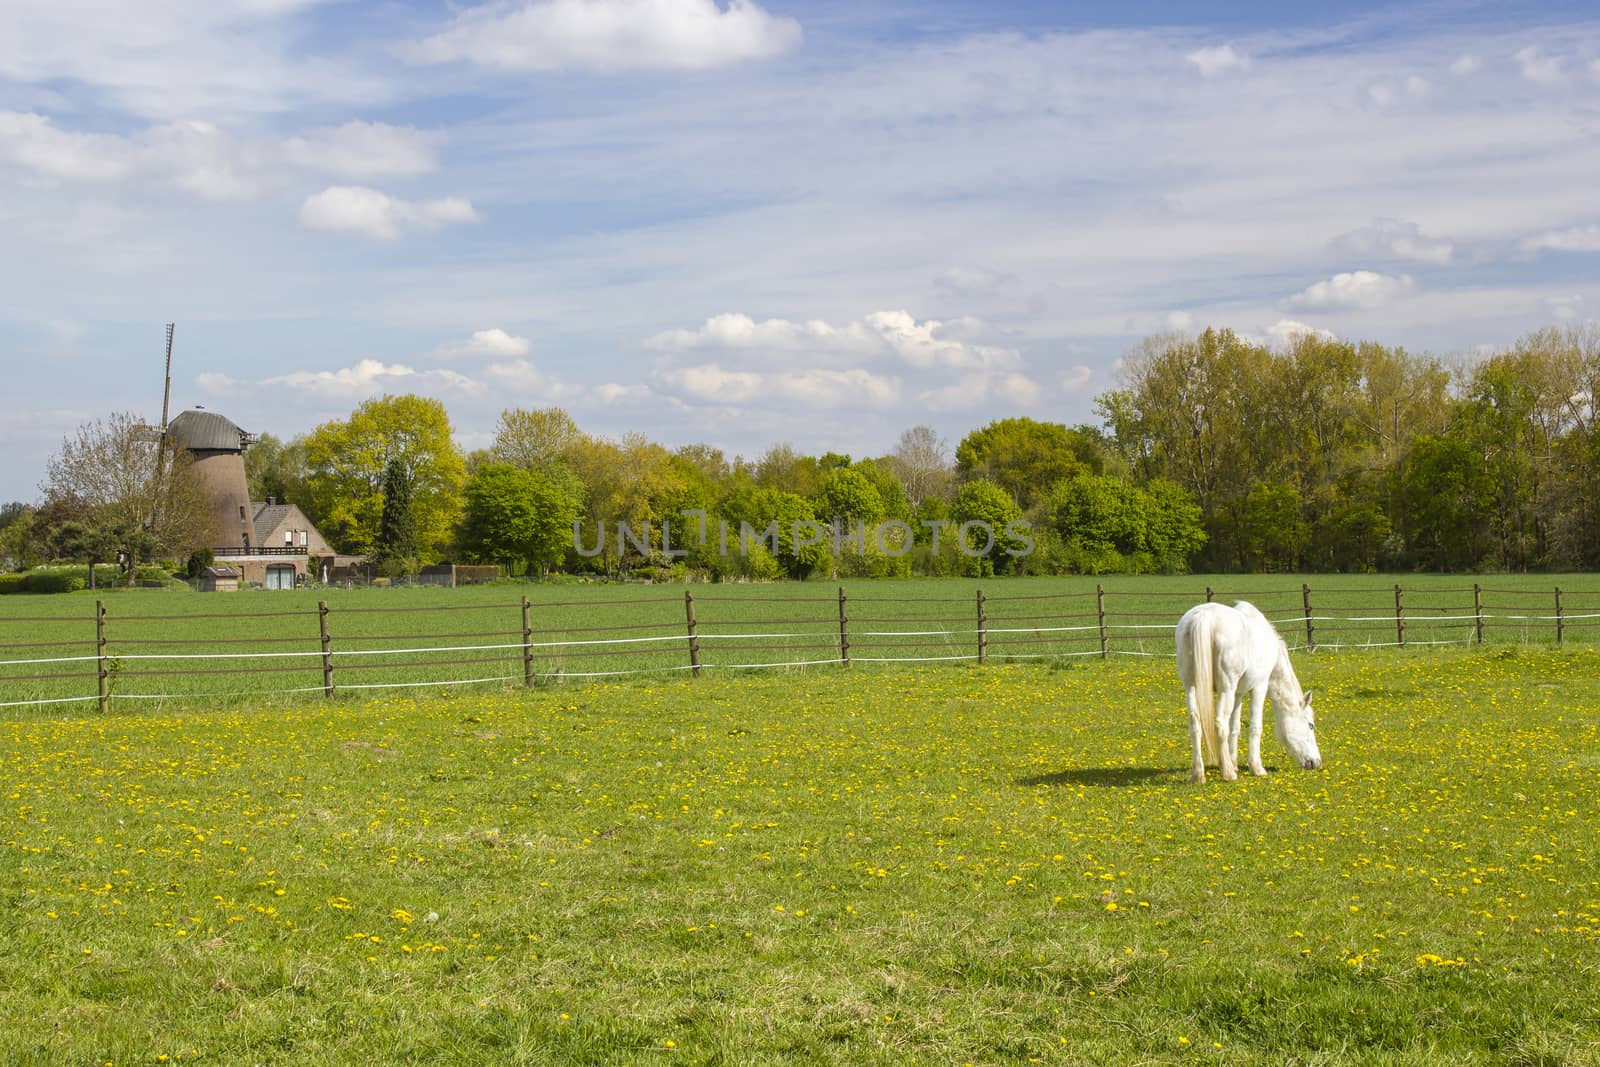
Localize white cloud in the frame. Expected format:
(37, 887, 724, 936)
(1521, 224, 1600, 254)
(399, 0, 802, 72)
(260, 359, 483, 399)
(1405, 75, 1429, 97)
(440, 328, 531, 358)
(1545, 294, 1583, 320)
(653, 362, 900, 408)
(1186, 44, 1248, 78)
(1450, 54, 1481, 76)
(282, 122, 442, 179)
(1266, 318, 1339, 346)
(1287, 271, 1416, 310)
(1, 112, 443, 199)
(299, 185, 480, 240)
(918, 371, 1041, 412)
(1368, 83, 1395, 106)
(1515, 46, 1562, 84)
(1329, 218, 1453, 265)
(0, 110, 135, 182)
(0, 0, 380, 120)
(647, 309, 1020, 371)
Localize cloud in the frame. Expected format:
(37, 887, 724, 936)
(281, 122, 442, 179)
(653, 362, 900, 408)
(1287, 271, 1415, 310)
(399, 0, 802, 72)
(259, 359, 483, 398)
(918, 371, 1041, 412)
(1521, 224, 1600, 254)
(1, 112, 443, 199)
(1450, 54, 1481, 76)
(299, 185, 480, 239)
(0, 110, 133, 182)
(1185, 44, 1248, 78)
(1514, 46, 1562, 84)
(1329, 218, 1453, 265)
(440, 328, 531, 358)
(1545, 294, 1583, 320)
(647, 310, 1020, 371)
(1266, 319, 1339, 346)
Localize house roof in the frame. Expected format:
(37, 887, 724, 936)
(201, 565, 240, 578)
(167, 409, 252, 452)
(252, 502, 297, 545)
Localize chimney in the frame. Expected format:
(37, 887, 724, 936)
(267, 495, 276, 506)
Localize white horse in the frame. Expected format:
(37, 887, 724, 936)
(1175, 601, 1321, 783)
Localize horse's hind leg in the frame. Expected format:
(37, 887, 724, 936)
(1185, 685, 1207, 784)
(1215, 687, 1239, 781)
(1247, 689, 1268, 776)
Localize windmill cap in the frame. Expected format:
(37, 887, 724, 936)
(166, 409, 252, 452)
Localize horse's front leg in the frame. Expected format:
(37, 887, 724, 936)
(1247, 688, 1268, 776)
(1186, 685, 1207, 783)
(1215, 686, 1238, 781)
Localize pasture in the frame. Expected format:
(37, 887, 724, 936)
(2, 642, 1597, 1064)
(4, 574, 1600, 709)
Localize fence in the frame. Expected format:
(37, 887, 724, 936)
(2, 582, 1598, 712)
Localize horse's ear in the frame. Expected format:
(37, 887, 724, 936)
(1304, 689, 1314, 705)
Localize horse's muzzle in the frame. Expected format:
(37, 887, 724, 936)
(1303, 758, 1322, 770)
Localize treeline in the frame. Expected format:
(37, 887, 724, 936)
(3, 323, 1597, 579)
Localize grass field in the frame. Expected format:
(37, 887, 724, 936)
(4, 574, 1600, 708)
(2, 642, 1597, 1064)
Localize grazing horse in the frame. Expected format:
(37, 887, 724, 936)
(1175, 601, 1321, 783)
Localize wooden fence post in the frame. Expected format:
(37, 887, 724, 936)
(1394, 584, 1405, 647)
(318, 600, 334, 698)
(976, 589, 987, 665)
(1096, 584, 1108, 659)
(1473, 584, 1484, 644)
(837, 587, 850, 666)
(96, 599, 108, 713)
(521, 596, 535, 687)
(1302, 583, 1315, 651)
(1555, 586, 1564, 645)
(685, 590, 701, 676)
(1205, 586, 1214, 603)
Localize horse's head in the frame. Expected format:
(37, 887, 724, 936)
(1279, 688, 1322, 770)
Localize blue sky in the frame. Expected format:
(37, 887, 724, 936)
(2, 0, 1598, 503)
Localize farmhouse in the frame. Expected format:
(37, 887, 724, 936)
(167, 408, 338, 588)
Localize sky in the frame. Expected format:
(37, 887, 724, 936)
(3, 0, 1599, 502)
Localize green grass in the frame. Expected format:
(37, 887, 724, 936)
(5, 574, 1600, 708)
(1, 645, 1598, 1063)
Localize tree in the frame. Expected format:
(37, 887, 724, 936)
(301, 395, 466, 563)
(374, 458, 420, 575)
(458, 464, 580, 577)
(955, 417, 1096, 511)
(43, 410, 217, 582)
(1239, 481, 1309, 572)
(951, 479, 1026, 575)
(815, 467, 886, 527)
(1391, 434, 1494, 571)
(244, 432, 309, 505)
(48, 520, 120, 589)
(492, 407, 582, 471)
(889, 425, 952, 508)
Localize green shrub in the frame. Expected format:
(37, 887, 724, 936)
(0, 573, 25, 595)
(22, 571, 87, 594)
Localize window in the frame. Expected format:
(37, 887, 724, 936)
(285, 530, 293, 545)
(239, 505, 247, 520)
(298, 530, 308, 547)
(242, 533, 250, 548)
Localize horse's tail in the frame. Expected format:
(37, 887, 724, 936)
(1187, 610, 1220, 767)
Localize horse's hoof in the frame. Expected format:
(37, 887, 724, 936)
(1221, 769, 1238, 782)
(1191, 771, 1206, 784)
(1251, 767, 1268, 777)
